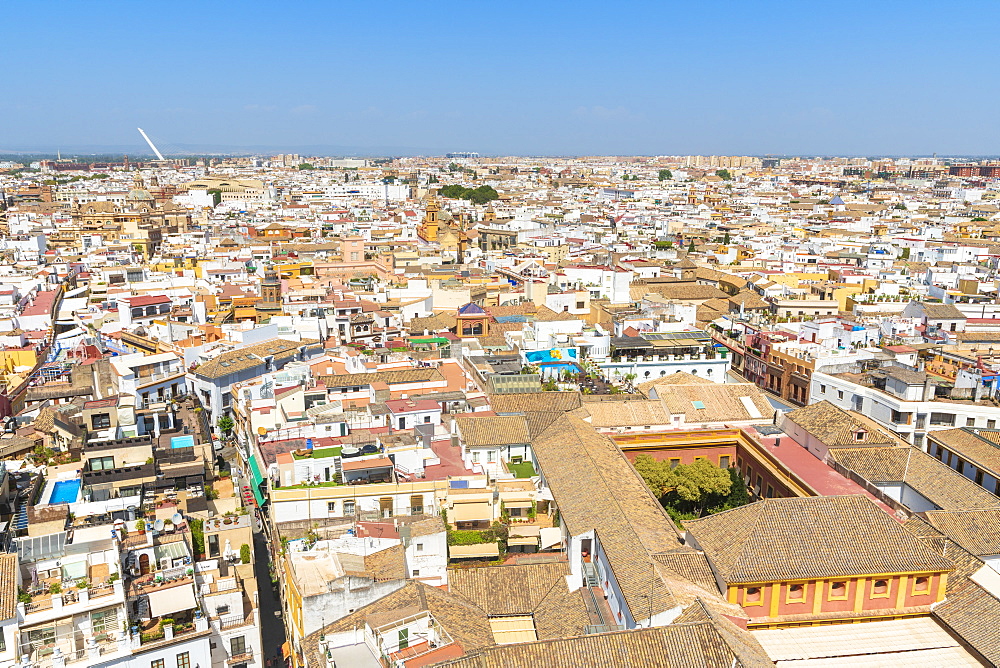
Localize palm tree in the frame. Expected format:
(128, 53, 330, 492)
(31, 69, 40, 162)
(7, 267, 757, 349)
(624, 373, 637, 392)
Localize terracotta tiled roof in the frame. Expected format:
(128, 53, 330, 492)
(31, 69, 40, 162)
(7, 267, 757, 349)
(534, 305, 579, 322)
(921, 303, 966, 320)
(583, 400, 671, 428)
(0, 554, 17, 620)
(829, 446, 1000, 511)
(532, 413, 682, 619)
(922, 508, 1000, 557)
(194, 338, 319, 380)
(408, 312, 457, 331)
(488, 392, 582, 415)
(635, 283, 729, 302)
(432, 619, 773, 668)
(686, 495, 955, 584)
(654, 382, 774, 423)
(455, 414, 529, 446)
(449, 562, 589, 638)
(933, 579, 1000, 666)
(784, 401, 896, 448)
(653, 548, 720, 594)
(638, 371, 713, 393)
(928, 428, 1000, 479)
(302, 581, 494, 666)
(902, 516, 984, 589)
(317, 368, 444, 388)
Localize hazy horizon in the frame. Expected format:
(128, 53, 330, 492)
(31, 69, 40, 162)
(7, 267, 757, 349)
(7, 0, 1000, 156)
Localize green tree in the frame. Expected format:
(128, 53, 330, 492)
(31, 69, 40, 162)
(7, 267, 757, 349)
(900, 247, 911, 260)
(439, 184, 498, 204)
(217, 415, 234, 434)
(687, 240, 696, 253)
(189, 518, 205, 558)
(298, 163, 314, 170)
(671, 459, 733, 515)
(240, 543, 251, 564)
(723, 232, 731, 244)
(715, 169, 732, 180)
(894, 202, 907, 210)
(634, 454, 674, 498)
(658, 169, 672, 181)
(468, 185, 499, 205)
(719, 467, 749, 510)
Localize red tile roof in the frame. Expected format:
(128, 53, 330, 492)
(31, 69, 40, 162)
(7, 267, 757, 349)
(121, 295, 171, 307)
(342, 456, 394, 471)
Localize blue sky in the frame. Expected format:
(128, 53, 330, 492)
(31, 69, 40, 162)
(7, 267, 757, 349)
(3, 0, 998, 156)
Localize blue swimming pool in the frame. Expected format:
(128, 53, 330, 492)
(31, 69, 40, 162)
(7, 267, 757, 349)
(50, 479, 81, 505)
(171, 435, 195, 449)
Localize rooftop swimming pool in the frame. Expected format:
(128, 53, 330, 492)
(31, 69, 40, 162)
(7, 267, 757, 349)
(50, 479, 81, 505)
(171, 435, 195, 449)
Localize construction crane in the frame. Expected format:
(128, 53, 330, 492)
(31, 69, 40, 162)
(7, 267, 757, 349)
(136, 127, 165, 161)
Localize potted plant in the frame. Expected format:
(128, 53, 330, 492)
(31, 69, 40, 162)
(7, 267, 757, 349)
(135, 519, 146, 535)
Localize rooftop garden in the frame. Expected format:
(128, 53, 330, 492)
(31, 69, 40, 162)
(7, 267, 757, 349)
(508, 461, 536, 478)
(292, 446, 343, 460)
(274, 479, 344, 490)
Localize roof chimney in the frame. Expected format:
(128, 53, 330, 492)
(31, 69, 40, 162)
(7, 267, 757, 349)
(923, 376, 936, 402)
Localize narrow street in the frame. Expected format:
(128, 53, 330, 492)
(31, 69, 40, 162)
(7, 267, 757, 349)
(253, 526, 286, 666)
(228, 448, 287, 666)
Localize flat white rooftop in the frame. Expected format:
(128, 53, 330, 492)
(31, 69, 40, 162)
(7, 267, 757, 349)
(752, 617, 981, 667)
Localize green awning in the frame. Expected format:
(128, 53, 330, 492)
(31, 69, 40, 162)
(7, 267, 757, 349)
(248, 455, 266, 506)
(411, 337, 450, 344)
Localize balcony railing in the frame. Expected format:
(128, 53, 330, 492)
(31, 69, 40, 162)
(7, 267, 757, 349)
(218, 610, 255, 630)
(19, 632, 118, 668)
(137, 370, 185, 387)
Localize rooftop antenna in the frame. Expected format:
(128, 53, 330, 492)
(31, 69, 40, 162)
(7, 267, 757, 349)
(137, 127, 166, 161)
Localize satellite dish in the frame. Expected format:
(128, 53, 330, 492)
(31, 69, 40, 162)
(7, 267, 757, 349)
(153, 519, 165, 532)
(171, 513, 183, 526)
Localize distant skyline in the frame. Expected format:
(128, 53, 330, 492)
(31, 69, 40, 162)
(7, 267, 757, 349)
(5, 0, 1000, 156)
